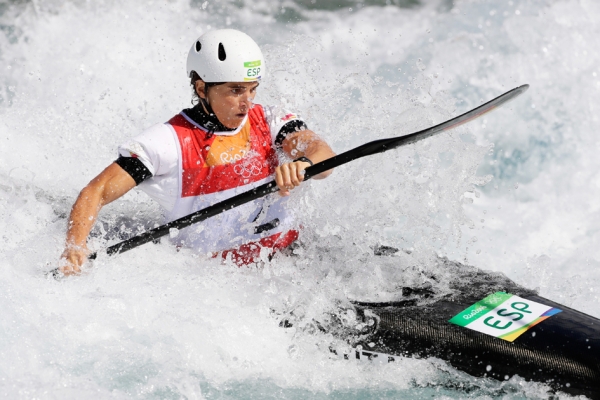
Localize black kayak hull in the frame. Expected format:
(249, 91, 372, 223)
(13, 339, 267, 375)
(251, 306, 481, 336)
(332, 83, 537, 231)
(353, 294, 600, 398)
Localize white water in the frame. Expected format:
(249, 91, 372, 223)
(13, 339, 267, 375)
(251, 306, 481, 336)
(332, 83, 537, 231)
(1, 0, 599, 398)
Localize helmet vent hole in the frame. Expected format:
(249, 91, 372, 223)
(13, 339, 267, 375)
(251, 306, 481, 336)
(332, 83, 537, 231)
(195, 41, 202, 52)
(218, 43, 226, 61)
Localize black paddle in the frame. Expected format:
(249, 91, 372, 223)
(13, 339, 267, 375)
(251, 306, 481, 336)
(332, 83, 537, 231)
(49, 84, 529, 278)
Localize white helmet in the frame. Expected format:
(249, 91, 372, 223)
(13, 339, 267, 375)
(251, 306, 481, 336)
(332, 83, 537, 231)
(186, 29, 264, 83)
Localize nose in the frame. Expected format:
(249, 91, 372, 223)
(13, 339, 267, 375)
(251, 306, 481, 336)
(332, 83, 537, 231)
(240, 91, 254, 109)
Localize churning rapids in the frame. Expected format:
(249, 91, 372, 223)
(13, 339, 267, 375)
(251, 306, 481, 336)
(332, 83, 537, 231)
(1, 0, 599, 398)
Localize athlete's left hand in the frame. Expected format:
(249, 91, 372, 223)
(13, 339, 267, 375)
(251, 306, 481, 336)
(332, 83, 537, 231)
(275, 160, 311, 196)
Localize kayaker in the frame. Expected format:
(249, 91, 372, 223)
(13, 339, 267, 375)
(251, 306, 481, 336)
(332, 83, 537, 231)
(59, 29, 335, 275)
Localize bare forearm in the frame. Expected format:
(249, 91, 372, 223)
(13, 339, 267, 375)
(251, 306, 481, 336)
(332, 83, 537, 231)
(283, 129, 336, 180)
(64, 163, 136, 248)
(302, 140, 336, 179)
(59, 163, 136, 275)
(65, 186, 103, 248)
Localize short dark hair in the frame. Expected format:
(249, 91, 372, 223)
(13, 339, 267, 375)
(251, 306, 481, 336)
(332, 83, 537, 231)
(190, 71, 202, 104)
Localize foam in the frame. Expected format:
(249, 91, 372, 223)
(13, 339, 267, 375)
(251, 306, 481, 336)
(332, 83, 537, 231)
(0, 0, 596, 398)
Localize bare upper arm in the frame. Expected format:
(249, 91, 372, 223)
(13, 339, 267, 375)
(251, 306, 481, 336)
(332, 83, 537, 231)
(86, 162, 137, 207)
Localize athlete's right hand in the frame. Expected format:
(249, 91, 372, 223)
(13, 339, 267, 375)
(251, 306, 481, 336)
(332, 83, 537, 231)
(275, 160, 311, 196)
(59, 245, 89, 276)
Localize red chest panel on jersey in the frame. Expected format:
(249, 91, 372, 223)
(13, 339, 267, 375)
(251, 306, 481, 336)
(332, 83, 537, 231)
(169, 105, 277, 197)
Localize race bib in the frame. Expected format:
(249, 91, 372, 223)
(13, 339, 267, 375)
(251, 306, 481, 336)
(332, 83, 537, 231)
(449, 292, 561, 342)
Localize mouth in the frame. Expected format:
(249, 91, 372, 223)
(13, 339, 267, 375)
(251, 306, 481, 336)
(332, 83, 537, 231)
(236, 113, 247, 119)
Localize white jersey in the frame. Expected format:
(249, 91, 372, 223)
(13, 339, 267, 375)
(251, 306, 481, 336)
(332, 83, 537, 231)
(117, 104, 304, 254)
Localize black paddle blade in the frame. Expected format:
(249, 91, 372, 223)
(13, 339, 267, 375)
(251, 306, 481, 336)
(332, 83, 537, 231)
(303, 84, 529, 179)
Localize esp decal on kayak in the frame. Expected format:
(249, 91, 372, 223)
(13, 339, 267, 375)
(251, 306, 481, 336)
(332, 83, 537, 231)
(449, 292, 562, 342)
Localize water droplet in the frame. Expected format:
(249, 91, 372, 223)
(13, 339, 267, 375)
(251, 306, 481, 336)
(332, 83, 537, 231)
(287, 344, 299, 358)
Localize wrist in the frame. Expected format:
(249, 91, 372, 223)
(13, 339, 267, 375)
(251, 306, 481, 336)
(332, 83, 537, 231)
(293, 156, 313, 166)
(65, 241, 87, 251)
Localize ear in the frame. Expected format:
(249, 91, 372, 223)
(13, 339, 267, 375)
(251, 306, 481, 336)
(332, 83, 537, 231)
(194, 80, 207, 99)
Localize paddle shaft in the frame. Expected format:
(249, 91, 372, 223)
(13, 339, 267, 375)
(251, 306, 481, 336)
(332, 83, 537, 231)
(89, 84, 529, 259)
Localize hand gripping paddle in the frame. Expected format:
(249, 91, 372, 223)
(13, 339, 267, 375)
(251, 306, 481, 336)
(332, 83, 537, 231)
(48, 84, 529, 278)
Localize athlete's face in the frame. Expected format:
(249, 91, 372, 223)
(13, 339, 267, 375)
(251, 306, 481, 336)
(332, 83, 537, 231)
(196, 81, 259, 129)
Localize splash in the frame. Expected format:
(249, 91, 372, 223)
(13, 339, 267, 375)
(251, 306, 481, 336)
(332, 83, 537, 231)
(0, 0, 597, 398)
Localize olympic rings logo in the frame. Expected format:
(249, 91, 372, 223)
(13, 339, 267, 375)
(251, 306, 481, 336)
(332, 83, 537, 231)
(233, 159, 263, 178)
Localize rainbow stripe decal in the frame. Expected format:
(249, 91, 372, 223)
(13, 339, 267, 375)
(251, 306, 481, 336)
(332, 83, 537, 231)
(449, 292, 561, 342)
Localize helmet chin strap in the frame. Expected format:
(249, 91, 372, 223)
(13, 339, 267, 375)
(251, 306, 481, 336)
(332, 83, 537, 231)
(199, 82, 222, 116)
(200, 84, 209, 107)
(199, 95, 214, 115)
(189, 81, 235, 138)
